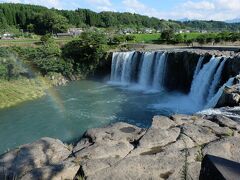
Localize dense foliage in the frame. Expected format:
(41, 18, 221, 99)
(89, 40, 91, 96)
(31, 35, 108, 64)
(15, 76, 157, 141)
(0, 3, 240, 35)
(62, 31, 108, 75)
(0, 31, 110, 80)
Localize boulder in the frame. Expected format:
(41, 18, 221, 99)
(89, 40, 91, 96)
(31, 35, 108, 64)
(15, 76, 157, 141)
(216, 85, 240, 108)
(151, 115, 176, 129)
(0, 137, 71, 179)
(207, 115, 240, 130)
(129, 127, 180, 156)
(163, 134, 196, 151)
(182, 124, 218, 145)
(20, 159, 79, 180)
(86, 150, 185, 180)
(202, 137, 240, 163)
(81, 157, 119, 177)
(73, 122, 145, 161)
(170, 114, 196, 125)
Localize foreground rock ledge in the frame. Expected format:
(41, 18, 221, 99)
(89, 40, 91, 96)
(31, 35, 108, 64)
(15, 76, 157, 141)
(1, 113, 240, 180)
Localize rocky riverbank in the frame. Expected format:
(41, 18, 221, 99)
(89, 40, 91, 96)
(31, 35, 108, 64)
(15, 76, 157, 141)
(1, 109, 240, 180)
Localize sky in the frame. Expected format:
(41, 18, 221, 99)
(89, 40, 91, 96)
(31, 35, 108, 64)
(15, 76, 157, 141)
(1, 0, 240, 21)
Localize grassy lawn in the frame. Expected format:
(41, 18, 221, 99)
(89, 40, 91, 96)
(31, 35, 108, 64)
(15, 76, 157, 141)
(132, 33, 160, 43)
(179, 32, 218, 40)
(0, 37, 74, 47)
(0, 77, 49, 109)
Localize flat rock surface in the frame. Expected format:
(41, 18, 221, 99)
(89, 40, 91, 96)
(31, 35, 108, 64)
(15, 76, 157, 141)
(0, 137, 72, 179)
(0, 112, 240, 179)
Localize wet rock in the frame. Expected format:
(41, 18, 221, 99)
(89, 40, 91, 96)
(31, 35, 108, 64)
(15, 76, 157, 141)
(164, 51, 200, 93)
(216, 85, 240, 107)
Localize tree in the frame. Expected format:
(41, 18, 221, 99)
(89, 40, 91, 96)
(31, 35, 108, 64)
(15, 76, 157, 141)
(34, 11, 69, 34)
(174, 34, 184, 43)
(62, 31, 107, 75)
(161, 29, 175, 41)
(40, 34, 52, 43)
(27, 24, 35, 33)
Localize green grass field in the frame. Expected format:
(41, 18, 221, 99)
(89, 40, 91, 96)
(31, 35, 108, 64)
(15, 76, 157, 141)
(132, 33, 160, 43)
(0, 37, 74, 47)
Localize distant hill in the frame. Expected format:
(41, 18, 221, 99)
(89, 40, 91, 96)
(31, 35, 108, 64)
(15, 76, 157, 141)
(0, 3, 240, 34)
(226, 18, 240, 23)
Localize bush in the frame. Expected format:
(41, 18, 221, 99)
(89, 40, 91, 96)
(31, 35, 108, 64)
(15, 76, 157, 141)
(62, 31, 108, 76)
(40, 34, 52, 43)
(161, 29, 174, 41)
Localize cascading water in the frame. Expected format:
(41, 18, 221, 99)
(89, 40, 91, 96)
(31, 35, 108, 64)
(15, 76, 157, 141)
(110, 51, 167, 91)
(110, 51, 135, 84)
(205, 77, 234, 108)
(207, 58, 227, 101)
(138, 52, 155, 88)
(192, 56, 204, 80)
(152, 52, 167, 90)
(189, 56, 220, 107)
(110, 51, 235, 113)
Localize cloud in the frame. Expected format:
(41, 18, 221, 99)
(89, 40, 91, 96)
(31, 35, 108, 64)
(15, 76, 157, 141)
(122, 0, 164, 18)
(87, 0, 112, 7)
(215, 0, 240, 11)
(182, 1, 215, 10)
(97, 6, 116, 12)
(0, 0, 62, 9)
(23, 0, 62, 9)
(122, 0, 146, 11)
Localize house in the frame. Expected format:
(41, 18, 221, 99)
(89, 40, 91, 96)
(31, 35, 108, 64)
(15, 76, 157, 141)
(68, 28, 83, 36)
(56, 33, 73, 37)
(0, 33, 14, 40)
(177, 29, 190, 34)
(122, 28, 135, 34)
(144, 28, 154, 34)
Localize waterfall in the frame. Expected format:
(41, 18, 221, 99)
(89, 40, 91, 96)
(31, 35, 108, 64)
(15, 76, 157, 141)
(189, 56, 220, 106)
(110, 51, 135, 84)
(207, 58, 227, 101)
(110, 51, 234, 112)
(205, 78, 234, 108)
(152, 52, 167, 90)
(110, 51, 167, 91)
(120, 52, 135, 84)
(110, 52, 119, 81)
(193, 56, 204, 80)
(138, 52, 155, 88)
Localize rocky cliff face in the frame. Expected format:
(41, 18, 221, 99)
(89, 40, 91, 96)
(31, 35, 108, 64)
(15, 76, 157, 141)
(216, 77, 240, 107)
(164, 51, 201, 93)
(105, 49, 240, 94)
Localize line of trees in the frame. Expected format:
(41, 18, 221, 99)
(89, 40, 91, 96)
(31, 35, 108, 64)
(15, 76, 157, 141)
(160, 30, 240, 45)
(0, 3, 240, 35)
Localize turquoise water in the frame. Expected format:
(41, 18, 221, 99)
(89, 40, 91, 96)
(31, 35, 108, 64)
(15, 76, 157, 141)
(0, 80, 195, 154)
